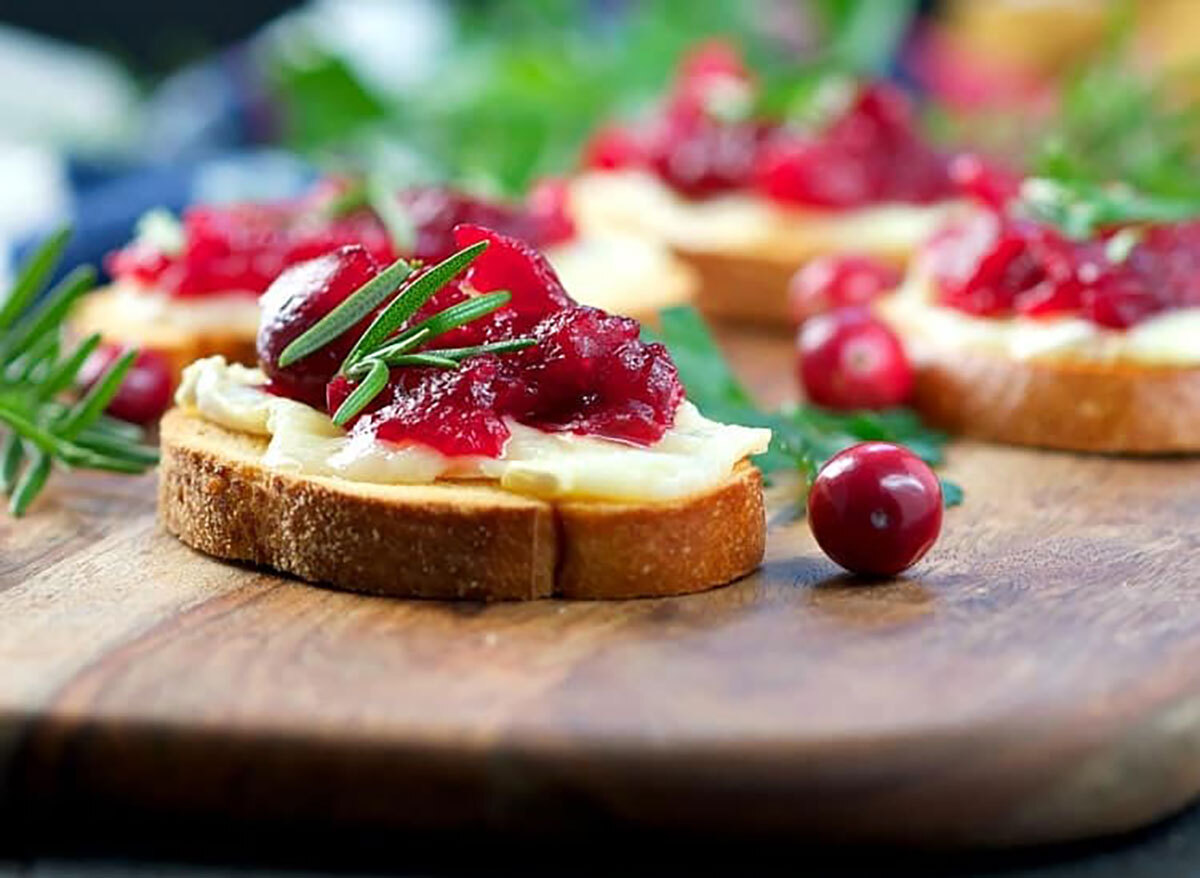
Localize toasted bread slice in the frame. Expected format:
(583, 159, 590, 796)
(891, 335, 1200, 454)
(159, 408, 766, 600)
(72, 287, 259, 384)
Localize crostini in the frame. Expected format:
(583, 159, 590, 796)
(75, 181, 694, 387)
(568, 41, 961, 326)
(160, 225, 769, 599)
(877, 188, 1200, 453)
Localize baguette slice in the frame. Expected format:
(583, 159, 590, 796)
(159, 408, 766, 600)
(73, 287, 258, 383)
(885, 324, 1200, 454)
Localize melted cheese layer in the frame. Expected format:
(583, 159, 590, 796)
(177, 357, 771, 502)
(880, 272, 1200, 366)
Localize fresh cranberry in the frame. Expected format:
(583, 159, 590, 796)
(808, 442, 943, 577)
(257, 245, 384, 408)
(583, 125, 645, 170)
(798, 308, 913, 410)
(78, 344, 174, 425)
(788, 255, 901, 324)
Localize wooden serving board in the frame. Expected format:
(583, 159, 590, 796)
(2, 333, 1199, 849)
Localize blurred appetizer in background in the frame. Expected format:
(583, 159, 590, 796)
(568, 41, 963, 326)
(878, 176, 1200, 453)
(72, 177, 694, 397)
(161, 226, 767, 599)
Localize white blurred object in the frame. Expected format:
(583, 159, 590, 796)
(267, 0, 451, 99)
(0, 24, 140, 154)
(0, 144, 72, 289)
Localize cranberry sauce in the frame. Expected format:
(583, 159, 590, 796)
(259, 226, 683, 458)
(924, 210, 1200, 329)
(106, 184, 576, 298)
(106, 202, 396, 299)
(581, 41, 954, 207)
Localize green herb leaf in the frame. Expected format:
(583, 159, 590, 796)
(278, 256, 415, 368)
(0, 226, 70, 332)
(340, 241, 489, 374)
(941, 479, 964, 508)
(0, 228, 158, 517)
(332, 358, 390, 426)
(40, 333, 102, 399)
(0, 265, 95, 364)
(379, 290, 513, 360)
(58, 349, 137, 440)
(0, 433, 23, 495)
(419, 338, 537, 360)
(10, 450, 51, 517)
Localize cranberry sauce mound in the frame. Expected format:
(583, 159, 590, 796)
(923, 208, 1200, 329)
(105, 183, 575, 299)
(258, 225, 684, 458)
(582, 40, 954, 207)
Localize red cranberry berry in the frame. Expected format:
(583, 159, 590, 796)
(797, 307, 913, 410)
(807, 441, 943, 577)
(257, 245, 383, 408)
(788, 254, 901, 324)
(78, 344, 174, 425)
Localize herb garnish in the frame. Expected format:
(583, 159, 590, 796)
(1014, 30, 1200, 238)
(279, 240, 536, 426)
(648, 306, 962, 507)
(1018, 177, 1200, 240)
(0, 228, 159, 517)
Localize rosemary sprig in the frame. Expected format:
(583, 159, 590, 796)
(0, 228, 159, 517)
(283, 240, 537, 425)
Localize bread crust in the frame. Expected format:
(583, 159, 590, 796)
(72, 287, 259, 383)
(683, 244, 907, 327)
(896, 339, 1200, 454)
(158, 408, 765, 600)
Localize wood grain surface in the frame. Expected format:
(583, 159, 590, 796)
(1, 331, 1199, 848)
